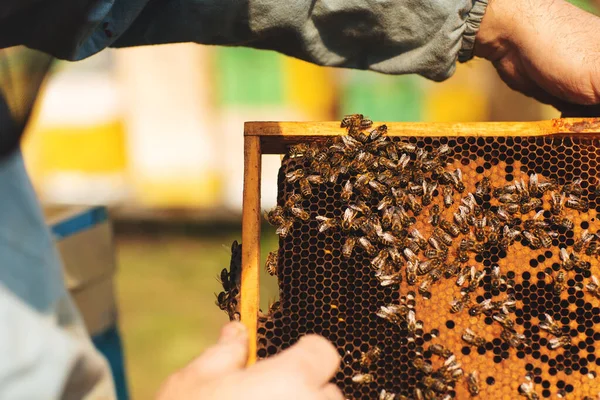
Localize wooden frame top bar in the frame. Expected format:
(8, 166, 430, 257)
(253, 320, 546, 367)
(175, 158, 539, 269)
(244, 118, 600, 154)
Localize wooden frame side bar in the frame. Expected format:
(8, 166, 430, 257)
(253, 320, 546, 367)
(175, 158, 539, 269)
(241, 135, 261, 366)
(244, 118, 600, 154)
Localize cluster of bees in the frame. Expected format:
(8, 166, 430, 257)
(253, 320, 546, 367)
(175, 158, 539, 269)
(215, 240, 242, 321)
(218, 114, 600, 400)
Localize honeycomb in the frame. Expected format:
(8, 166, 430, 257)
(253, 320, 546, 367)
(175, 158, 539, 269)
(223, 118, 600, 400)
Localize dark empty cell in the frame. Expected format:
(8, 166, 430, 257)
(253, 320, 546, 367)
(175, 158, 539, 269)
(530, 259, 539, 268)
(462, 347, 471, 355)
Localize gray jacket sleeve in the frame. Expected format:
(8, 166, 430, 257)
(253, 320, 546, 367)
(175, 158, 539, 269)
(1, 0, 488, 81)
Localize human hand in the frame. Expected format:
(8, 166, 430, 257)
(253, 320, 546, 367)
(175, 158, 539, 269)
(156, 322, 344, 400)
(475, 0, 600, 113)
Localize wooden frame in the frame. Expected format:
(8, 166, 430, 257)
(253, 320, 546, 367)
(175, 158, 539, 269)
(240, 117, 600, 365)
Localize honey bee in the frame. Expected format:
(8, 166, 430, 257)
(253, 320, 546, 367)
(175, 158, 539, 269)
(341, 113, 364, 128)
(521, 198, 543, 213)
(453, 211, 471, 235)
(429, 204, 441, 227)
(440, 220, 460, 238)
(560, 248, 576, 271)
(450, 293, 470, 314)
(289, 205, 310, 221)
(315, 215, 339, 233)
(378, 389, 396, 400)
(418, 259, 443, 275)
(341, 180, 354, 202)
(298, 178, 313, 197)
(422, 181, 438, 206)
(534, 228, 553, 248)
(392, 186, 407, 205)
(384, 142, 399, 160)
(275, 218, 294, 238)
(412, 357, 434, 375)
(551, 271, 566, 295)
(443, 186, 454, 208)
(288, 143, 311, 158)
(523, 230, 542, 250)
(519, 381, 540, 400)
(539, 312, 562, 336)
(538, 179, 557, 194)
(423, 376, 448, 393)
(284, 193, 304, 209)
(414, 388, 425, 400)
(406, 261, 418, 285)
(566, 194, 589, 212)
(349, 200, 373, 217)
(378, 231, 400, 247)
(466, 267, 484, 292)
(352, 373, 374, 384)
(549, 335, 571, 349)
(493, 313, 515, 330)
(265, 251, 278, 276)
(475, 177, 491, 198)
(549, 192, 565, 215)
(456, 266, 472, 287)
(462, 328, 486, 347)
(376, 304, 406, 326)
(456, 248, 470, 263)
(491, 265, 505, 289)
(369, 179, 388, 195)
(406, 194, 423, 215)
(444, 260, 462, 278)
(450, 169, 465, 193)
(265, 206, 285, 226)
(377, 156, 397, 170)
(586, 240, 598, 256)
(419, 278, 432, 299)
(468, 298, 489, 317)
(409, 228, 428, 250)
(339, 237, 357, 259)
(357, 236, 376, 255)
(285, 168, 305, 183)
(505, 203, 521, 215)
(523, 210, 548, 230)
(563, 178, 583, 196)
(429, 344, 453, 359)
(586, 275, 600, 299)
(466, 371, 480, 397)
(355, 172, 375, 188)
(496, 206, 512, 222)
(498, 193, 520, 204)
(360, 346, 381, 368)
(369, 124, 388, 140)
(424, 247, 448, 260)
(340, 207, 359, 231)
(500, 328, 529, 348)
(378, 270, 403, 287)
(433, 228, 454, 246)
(474, 217, 487, 242)
(574, 229, 595, 253)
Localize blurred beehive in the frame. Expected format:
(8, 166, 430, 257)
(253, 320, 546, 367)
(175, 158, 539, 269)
(223, 118, 600, 400)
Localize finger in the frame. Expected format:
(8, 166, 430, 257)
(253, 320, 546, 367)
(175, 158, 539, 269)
(248, 335, 341, 388)
(320, 383, 345, 400)
(184, 322, 248, 379)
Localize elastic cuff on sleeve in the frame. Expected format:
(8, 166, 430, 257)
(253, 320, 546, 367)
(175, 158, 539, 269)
(458, 0, 489, 63)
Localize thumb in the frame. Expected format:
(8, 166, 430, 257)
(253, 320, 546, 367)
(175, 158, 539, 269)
(184, 322, 249, 380)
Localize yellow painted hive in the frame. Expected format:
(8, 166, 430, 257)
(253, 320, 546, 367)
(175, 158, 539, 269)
(218, 116, 600, 400)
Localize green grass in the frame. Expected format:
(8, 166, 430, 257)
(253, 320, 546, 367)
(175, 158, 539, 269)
(115, 227, 279, 399)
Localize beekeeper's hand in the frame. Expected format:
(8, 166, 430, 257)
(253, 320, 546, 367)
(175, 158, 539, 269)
(156, 322, 343, 400)
(476, 0, 600, 113)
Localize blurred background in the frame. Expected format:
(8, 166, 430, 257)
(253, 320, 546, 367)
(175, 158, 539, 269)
(11, 0, 599, 398)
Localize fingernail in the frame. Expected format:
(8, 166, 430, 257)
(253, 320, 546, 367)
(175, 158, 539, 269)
(219, 322, 247, 344)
